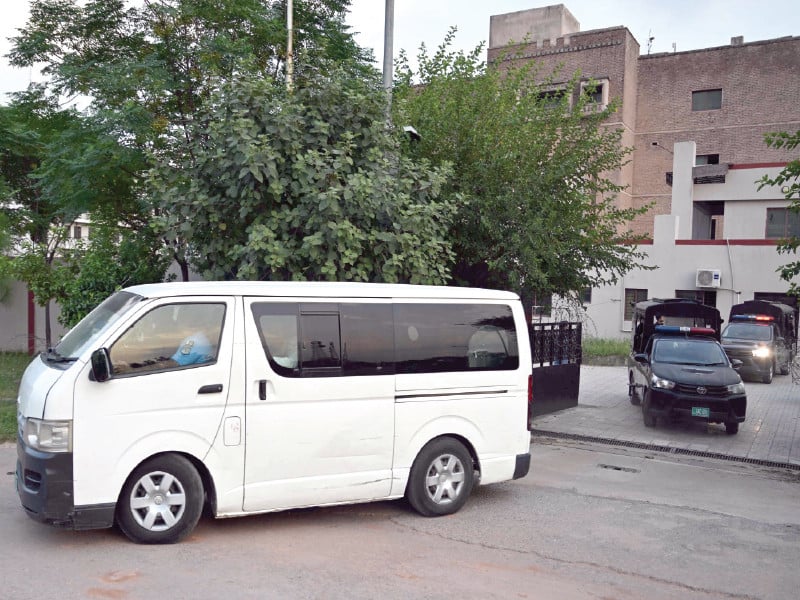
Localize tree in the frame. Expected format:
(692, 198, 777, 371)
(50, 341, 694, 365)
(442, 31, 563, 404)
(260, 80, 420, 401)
(147, 65, 459, 283)
(57, 225, 172, 328)
(393, 32, 650, 307)
(9, 0, 373, 280)
(0, 94, 84, 348)
(759, 130, 800, 296)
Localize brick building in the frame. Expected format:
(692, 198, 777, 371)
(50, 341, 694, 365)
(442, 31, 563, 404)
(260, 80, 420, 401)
(488, 5, 800, 339)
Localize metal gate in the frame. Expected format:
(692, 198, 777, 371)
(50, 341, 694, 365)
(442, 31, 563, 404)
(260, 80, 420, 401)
(530, 322, 582, 417)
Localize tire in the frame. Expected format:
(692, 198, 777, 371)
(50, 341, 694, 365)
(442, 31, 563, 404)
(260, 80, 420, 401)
(725, 421, 739, 435)
(761, 360, 774, 384)
(629, 372, 641, 406)
(780, 358, 790, 376)
(406, 438, 474, 517)
(116, 454, 203, 544)
(642, 391, 656, 428)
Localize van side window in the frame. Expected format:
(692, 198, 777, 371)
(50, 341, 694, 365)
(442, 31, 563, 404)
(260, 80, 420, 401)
(109, 303, 225, 376)
(251, 302, 395, 377)
(394, 304, 519, 373)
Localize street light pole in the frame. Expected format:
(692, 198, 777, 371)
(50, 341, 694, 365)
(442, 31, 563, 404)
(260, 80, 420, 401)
(383, 0, 394, 110)
(287, 0, 294, 92)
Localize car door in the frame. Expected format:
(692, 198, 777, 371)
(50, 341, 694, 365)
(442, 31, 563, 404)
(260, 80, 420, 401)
(72, 297, 235, 508)
(242, 298, 394, 512)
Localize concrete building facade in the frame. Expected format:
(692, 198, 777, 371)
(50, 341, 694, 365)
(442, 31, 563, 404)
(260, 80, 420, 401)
(489, 5, 799, 338)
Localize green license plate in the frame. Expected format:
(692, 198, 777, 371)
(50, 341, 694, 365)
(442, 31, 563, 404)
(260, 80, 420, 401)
(692, 407, 710, 418)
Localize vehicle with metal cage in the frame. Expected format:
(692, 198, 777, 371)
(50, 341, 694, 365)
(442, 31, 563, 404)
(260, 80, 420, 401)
(627, 298, 746, 434)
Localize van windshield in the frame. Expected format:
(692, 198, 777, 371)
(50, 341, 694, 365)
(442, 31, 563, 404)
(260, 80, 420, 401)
(52, 291, 143, 360)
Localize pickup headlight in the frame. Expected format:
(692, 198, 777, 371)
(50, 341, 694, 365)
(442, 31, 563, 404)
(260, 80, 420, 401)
(651, 375, 676, 390)
(24, 418, 72, 453)
(752, 346, 771, 358)
(727, 382, 746, 394)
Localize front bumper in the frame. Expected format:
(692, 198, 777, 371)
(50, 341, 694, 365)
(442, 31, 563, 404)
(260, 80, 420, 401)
(16, 435, 114, 530)
(648, 388, 746, 424)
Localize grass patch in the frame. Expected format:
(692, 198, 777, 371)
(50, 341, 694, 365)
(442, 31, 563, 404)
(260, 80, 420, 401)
(1, 352, 32, 443)
(582, 337, 629, 359)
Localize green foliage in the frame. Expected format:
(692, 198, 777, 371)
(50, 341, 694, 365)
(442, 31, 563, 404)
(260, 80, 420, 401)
(393, 30, 651, 301)
(759, 130, 800, 296)
(8, 0, 373, 279)
(57, 226, 172, 328)
(582, 337, 629, 359)
(149, 65, 458, 283)
(0, 352, 30, 441)
(0, 352, 31, 401)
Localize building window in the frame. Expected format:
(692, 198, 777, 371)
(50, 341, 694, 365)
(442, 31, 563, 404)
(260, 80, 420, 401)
(766, 208, 800, 238)
(72, 225, 82, 239)
(535, 87, 568, 109)
(580, 78, 609, 112)
(675, 289, 718, 308)
(581, 287, 592, 305)
(695, 154, 720, 165)
(624, 288, 648, 321)
(692, 89, 722, 111)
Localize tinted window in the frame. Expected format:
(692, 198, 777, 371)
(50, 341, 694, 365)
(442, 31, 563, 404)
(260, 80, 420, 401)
(692, 89, 722, 111)
(341, 304, 395, 375)
(653, 339, 727, 365)
(109, 303, 225, 376)
(394, 304, 519, 373)
(301, 313, 341, 369)
(722, 323, 772, 342)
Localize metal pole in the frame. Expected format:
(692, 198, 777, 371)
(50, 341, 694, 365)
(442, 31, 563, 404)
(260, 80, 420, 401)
(383, 0, 394, 109)
(287, 0, 294, 92)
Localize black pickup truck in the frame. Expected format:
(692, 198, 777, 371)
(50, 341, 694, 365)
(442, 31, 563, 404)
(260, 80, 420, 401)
(721, 300, 798, 384)
(627, 299, 746, 435)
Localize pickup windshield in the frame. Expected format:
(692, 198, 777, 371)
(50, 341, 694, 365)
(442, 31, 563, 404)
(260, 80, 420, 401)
(722, 323, 772, 342)
(653, 338, 728, 366)
(51, 291, 143, 360)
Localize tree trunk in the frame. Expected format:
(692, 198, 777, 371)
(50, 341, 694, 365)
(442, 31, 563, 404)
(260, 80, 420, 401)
(44, 299, 52, 350)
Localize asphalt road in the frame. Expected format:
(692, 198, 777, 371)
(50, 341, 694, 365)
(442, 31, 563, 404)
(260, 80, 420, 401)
(3, 439, 799, 600)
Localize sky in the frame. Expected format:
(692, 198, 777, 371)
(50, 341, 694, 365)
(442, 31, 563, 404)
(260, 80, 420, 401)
(1, 0, 797, 101)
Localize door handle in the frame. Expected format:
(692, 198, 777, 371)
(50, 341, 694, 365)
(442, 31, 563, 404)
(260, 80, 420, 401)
(259, 380, 267, 401)
(198, 384, 223, 394)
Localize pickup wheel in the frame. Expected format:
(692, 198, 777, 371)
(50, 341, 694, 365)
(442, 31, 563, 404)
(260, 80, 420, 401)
(761, 360, 774, 384)
(628, 372, 641, 406)
(725, 421, 739, 435)
(780, 358, 790, 376)
(642, 391, 656, 428)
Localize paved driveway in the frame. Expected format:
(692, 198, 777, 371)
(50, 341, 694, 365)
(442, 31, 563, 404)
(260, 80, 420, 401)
(532, 365, 800, 467)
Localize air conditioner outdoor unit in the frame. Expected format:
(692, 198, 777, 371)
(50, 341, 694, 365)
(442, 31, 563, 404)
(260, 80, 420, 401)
(696, 268, 722, 288)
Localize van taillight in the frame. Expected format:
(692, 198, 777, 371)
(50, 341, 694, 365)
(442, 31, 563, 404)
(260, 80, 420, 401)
(527, 374, 533, 431)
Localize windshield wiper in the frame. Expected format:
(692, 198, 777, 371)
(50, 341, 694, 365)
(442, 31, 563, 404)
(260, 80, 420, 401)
(43, 348, 77, 364)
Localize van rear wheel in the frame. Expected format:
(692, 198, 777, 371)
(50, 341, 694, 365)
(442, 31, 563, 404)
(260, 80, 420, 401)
(116, 454, 203, 544)
(407, 438, 474, 517)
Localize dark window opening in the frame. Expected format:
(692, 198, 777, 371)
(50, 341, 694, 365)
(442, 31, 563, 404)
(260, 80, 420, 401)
(695, 154, 720, 165)
(624, 289, 648, 321)
(692, 89, 722, 111)
(675, 289, 718, 308)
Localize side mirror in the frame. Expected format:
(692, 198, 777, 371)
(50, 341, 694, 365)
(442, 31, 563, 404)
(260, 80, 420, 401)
(90, 348, 112, 382)
(633, 353, 649, 364)
(730, 358, 743, 370)
(775, 337, 785, 345)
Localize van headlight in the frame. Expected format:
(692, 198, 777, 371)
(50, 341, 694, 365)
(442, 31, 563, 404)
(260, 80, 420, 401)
(752, 346, 771, 359)
(727, 382, 746, 394)
(651, 375, 676, 390)
(24, 418, 72, 453)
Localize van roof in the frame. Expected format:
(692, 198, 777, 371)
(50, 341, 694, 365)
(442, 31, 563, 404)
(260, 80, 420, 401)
(124, 281, 520, 301)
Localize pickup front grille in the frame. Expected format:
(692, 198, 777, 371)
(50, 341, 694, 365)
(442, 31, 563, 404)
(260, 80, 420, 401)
(674, 384, 729, 397)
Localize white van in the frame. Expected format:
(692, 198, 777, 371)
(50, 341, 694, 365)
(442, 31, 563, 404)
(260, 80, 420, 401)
(16, 282, 532, 544)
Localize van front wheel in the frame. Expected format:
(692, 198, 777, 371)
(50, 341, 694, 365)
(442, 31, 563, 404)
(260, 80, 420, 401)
(116, 454, 203, 544)
(407, 438, 474, 517)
